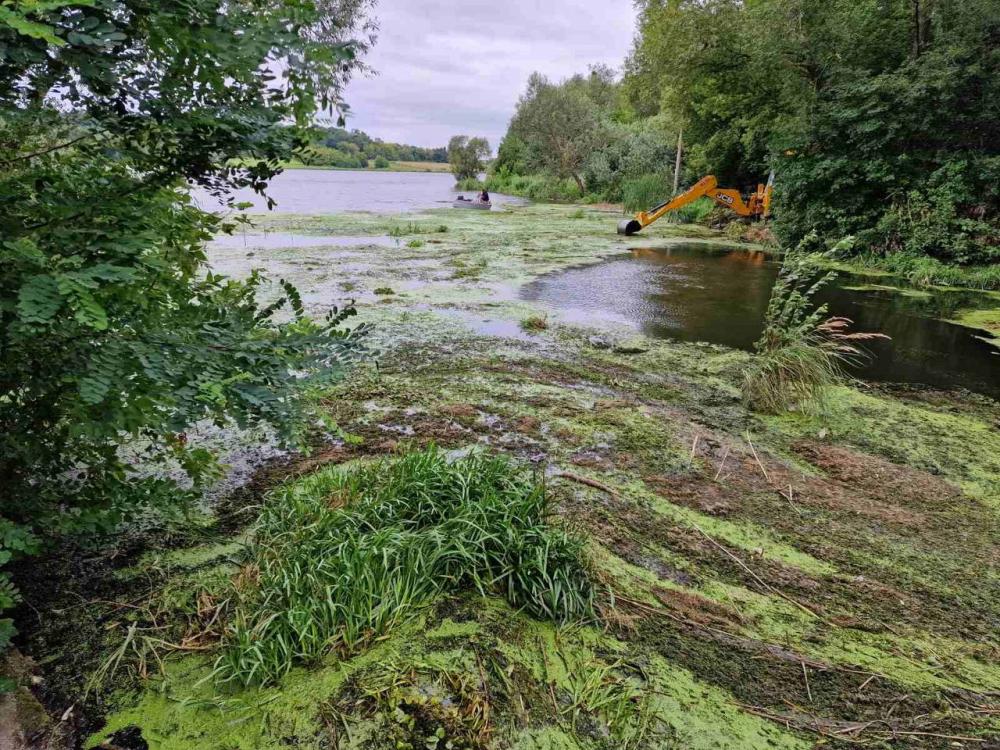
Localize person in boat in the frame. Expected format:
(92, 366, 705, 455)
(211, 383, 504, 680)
(479, 189, 490, 203)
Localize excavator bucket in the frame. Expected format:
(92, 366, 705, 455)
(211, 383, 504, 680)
(618, 219, 642, 236)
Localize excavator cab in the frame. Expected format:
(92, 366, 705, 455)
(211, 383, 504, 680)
(617, 173, 773, 235)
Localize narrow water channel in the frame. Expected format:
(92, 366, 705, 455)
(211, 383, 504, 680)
(521, 244, 1000, 398)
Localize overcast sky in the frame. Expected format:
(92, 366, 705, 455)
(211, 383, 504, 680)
(340, 1, 637, 150)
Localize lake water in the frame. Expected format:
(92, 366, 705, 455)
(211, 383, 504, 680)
(522, 244, 1000, 398)
(194, 169, 525, 214)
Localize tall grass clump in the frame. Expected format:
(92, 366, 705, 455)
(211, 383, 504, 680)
(621, 174, 664, 214)
(485, 173, 582, 203)
(743, 235, 888, 413)
(454, 176, 484, 191)
(215, 447, 593, 686)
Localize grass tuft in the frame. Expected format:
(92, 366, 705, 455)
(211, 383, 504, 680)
(214, 447, 593, 686)
(520, 314, 549, 333)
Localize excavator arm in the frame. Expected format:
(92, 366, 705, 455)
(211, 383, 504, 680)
(617, 173, 771, 235)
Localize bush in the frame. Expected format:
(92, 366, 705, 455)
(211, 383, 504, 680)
(672, 197, 715, 224)
(373, 156, 390, 169)
(215, 447, 594, 685)
(485, 172, 581, 203)
(743, 235, 887, 413)
(454, 177, 484, 191)
(622, 174, 665, 213)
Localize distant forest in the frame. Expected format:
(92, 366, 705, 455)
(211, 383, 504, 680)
(301, 127, 448, 168)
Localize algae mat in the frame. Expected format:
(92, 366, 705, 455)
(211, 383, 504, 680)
(22, 204, 996, 749)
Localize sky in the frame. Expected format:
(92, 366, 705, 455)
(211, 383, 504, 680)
(340, 0, 638, 150)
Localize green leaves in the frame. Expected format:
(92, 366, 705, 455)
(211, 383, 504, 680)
(16, 274, 62, 322)
(0, 0, 375, 660)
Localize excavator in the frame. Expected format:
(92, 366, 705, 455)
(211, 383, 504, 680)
(617, 173, 774, 235)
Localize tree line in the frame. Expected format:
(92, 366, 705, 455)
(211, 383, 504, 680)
(299, 126, 448, 168)
(493, 0, 999, 273)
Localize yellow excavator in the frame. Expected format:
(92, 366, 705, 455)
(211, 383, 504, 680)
(617, 173, 774, 235)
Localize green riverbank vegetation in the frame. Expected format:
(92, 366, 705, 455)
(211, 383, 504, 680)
(490, 1, 999, 288)
(2, 1, 999, 749)
(296, 126, 449, 170)
(0, 0, 374, 712)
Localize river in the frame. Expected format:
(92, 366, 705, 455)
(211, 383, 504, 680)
(194, 168, 524, 214)
(203, 170, 998, 398)
(523, 244, 1000, 398)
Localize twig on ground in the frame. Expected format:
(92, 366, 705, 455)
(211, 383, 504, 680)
(745, 431, 770, 482)
(713, 445, 731, 481)
(691, 523, 822, 621)
(801, 661, 813, 703)
(780, 484, 802, 515)
(857, 674, 877, 694)
(552, 471, 621, 498)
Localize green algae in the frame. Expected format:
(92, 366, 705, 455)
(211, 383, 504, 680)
(841, 283, 933, 299)
(69, 203, 1000, 749)
(620, 480, 837, 576)
(118, 540, 248, 580)
(88, 620, 424, 749)
(950, 305, 1000, 340)
(764, 386, 1000, 508)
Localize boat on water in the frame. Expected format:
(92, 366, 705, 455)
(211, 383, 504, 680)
(453, 197, 492, 210)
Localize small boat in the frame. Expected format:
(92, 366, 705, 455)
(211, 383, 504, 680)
(453, 197, 492, 210)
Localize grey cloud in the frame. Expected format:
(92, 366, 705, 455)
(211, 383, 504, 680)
(341, 0, 636, 148)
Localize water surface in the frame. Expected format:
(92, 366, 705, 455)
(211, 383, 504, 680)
(522, 244, 1000, 397)
(194, 169, 525, 214)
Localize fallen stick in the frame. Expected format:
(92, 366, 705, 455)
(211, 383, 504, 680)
(713, 445, 731, 481)
(780, 484, 803, 515)
(745, 431, 770, 482)
(857, 674, 877, 694)
(691, 523, 823, 621)
(801, 660, 813, 703)
(552, 471, 621, 498)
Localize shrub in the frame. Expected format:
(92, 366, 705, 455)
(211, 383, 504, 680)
(454, 177, 484, 191)
(485, 173, 581, 203)
(743, 235, 888, 413)
(622, 175, 664, 213)
(373, 156, 391, 169)
(672, 197, 715, 225)
(520, 314, 549, 332)
(215, 447, 594, 686)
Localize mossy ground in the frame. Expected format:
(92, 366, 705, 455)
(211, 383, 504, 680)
(18, 204, 998, 749)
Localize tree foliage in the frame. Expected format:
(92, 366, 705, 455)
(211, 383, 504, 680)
(501, 72, 608, 191)
(447, 135, 490, 181)
(493, 67, 677, 202)
(319, 126, 447, 164)
(0, 0, 374, 642)
(625, 0, 1000, 266)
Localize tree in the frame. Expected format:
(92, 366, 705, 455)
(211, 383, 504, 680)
(0, 0, 375, 647)
(448, 135, 491, 181)
(623, 0, 999, 266)
(506, 73, 607, 191)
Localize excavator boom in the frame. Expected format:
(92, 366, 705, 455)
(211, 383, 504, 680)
(617, 173, 772, 235)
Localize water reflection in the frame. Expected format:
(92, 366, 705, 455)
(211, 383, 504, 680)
(522, 244, 1000, 397)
